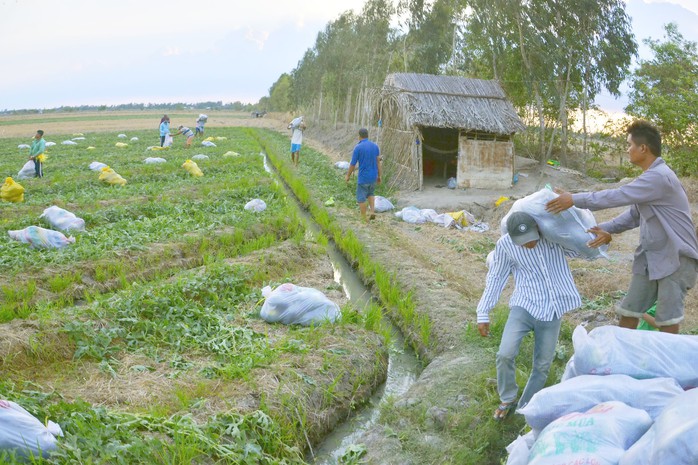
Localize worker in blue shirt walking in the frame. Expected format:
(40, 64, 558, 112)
(345, 128, 382, 223)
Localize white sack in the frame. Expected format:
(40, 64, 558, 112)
(163, 134, 173, 147)
(572, 324, 698, 389)
(40, 205, 86, 232)
(117, 134, 127, 138)
(260, 283, 341, 326)
(192, 154, 209, 160)
(0, 400, 61, 459)
(620, 388, 698, 465)
(201, 140, 216, 147)
(505, 432, 535, 465)
(8, 226, 75, 249)
(72, 137, 85, 141)
(501, 188, 608, 260)
(17, 144, 30, 149)
(17, 160, 36, 179)
(130, 137, 139, 141)
(518, 374, 683, 433)
(334, 161, 350, 170)
(244, 199, 267, 212)
(528, 401, 652, 465)
(144, 157, 167, 164)
(89, 161, 107, 171)
(61, 140, 77, 145)
(374, 195, 394, 212)
(44, 141, 56, 147)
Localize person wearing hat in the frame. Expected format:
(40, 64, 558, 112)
(476, 211, 581, 420)
(173, 125, 195, 148)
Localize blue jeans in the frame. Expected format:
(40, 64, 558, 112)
(496, 306, 561, 408)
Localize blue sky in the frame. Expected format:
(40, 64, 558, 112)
(1, 0, 696, 112)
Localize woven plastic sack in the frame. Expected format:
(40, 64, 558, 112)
(620, 388, 698, 465)
(8, 226, 75, 248)
(505, 432, 535, 465)
(572, 324, 698, 389)
(144, 157, 166, 164)
(374, 195, 394, 212)
(260, 283, 341, 326)
(244, 199, 267, 212)
(182, 160, 203, 177)
(0, 400, 62, 459)
(98, 166, 127, 186)
(17, 160, 36, 179)
(89, 161, 107, 171)
(528, 401, 652, 465)
(500, 187, 608, 260)
(1, 177, 25, 203)
(518, 374, 683, 433)
(40, 206, 86, 232)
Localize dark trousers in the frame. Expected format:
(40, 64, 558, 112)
(160, 136, 166, 147)
(34, 159, 43, 178)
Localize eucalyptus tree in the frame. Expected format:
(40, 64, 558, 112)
(627, 23, 698, 176)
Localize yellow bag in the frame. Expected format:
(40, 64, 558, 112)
(1, 177, 25, 203)
(115, 142, 128, 148)
(150, 146, 168, 151)
(495, 196, 511, 207)
(204, 136, 215, 142)
(87, 146, 96, 150)
(36, 153, 47, 162)
(98, 166, 127, 186)
(182, 160, 203, 177)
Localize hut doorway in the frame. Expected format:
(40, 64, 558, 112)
(420, 126, 459, 186)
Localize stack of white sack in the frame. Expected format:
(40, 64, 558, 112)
(260, 283, 341, 326)
(8, 226, 75, 249)
(500, 187, 608, 259)
(40, 206, 86, 232)
(0, 400, 62, 459)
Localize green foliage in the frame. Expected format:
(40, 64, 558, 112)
(627, 23, 698, 176)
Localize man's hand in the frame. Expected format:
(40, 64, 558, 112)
(478, 322, 490, 337)
(545, 188, 574, 214)
(377, 175, 382, 185)
(587, 226, 612, 248)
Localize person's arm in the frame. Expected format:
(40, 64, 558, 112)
(476, 243, 513, 335)
(345, 164, 356, 182)
(377, 153, 382, 184)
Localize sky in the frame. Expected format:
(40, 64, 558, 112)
(1, 0, 697, 112)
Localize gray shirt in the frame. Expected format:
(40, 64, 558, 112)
(572, 157, 698, 280)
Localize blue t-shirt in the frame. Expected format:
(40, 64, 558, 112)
(160, 121, 170, 137)
(350, 139, 380, 184)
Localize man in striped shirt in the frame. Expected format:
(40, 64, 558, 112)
(477, 211, 581, 420)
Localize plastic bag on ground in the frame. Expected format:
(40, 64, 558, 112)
(117, 133, 127, 138)
(130, 137, 139, 141)
(446, 177, 457, 189)
(72, 136, 85, 141)
(163, 135, 173, 147)
(201, 140, 216, 147)
(244, 199, 267, 212)
(8, 226, 75, 249)
(17, 144, 30, 149)
(334, 161, 350, 170)
(374, 195, 394, 212)
(518, 374, 683, 433)
(619, 387, 698, 465)
(61, 140, 78, 145)
(0, 400, 61, 459)
(144, 157, 166, 164)
(98, 166, 127, 186)
(1, 177, 25, 203)
(89, 161, 107, 171)
(182, 160, 203, 177)
(571, 324, 698, 389)
(192, 154, 209, 160)
(528, 401, 652, 465)
(45, 141, 56, 147)
(223, 151, 239, 157)
(115, 142, 128, 148)
(17, 160, 36, 179)
(260, 283, 341, 326)
(500, 187, 608, 260)
(40, 206, 86, 232)
(505, 432, 535, 465)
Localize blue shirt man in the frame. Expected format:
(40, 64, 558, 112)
(345, 128, 382, 222)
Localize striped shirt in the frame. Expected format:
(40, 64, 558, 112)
(476, 235, 581, 324)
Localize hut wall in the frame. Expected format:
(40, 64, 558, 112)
(457, 137, 514, 189)
(380, 127, 420, 190)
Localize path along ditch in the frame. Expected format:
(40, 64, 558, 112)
(259, 152, 423, 464)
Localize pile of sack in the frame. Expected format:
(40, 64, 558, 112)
(506, 325, 698, 465)
(8, 206, 84, 249)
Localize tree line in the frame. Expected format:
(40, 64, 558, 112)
(263, 0, 697, 176)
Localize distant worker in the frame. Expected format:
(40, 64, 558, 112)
(345, 128, 382, 223)
(195, 114, 207, 137)
(29, 129, 46, 178)
(288, 116, 306, 167)
(173, 125, 195, 148)
(159, 115, 171, 147)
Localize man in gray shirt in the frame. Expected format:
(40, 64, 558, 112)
(546, 119, 698, 334)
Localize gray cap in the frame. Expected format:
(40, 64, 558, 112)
(506, 211, 540, 246)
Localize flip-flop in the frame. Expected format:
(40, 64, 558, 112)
(369, 214, 376, 220)
(493, 401, 516, 421)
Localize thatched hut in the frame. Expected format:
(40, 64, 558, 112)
(376, 73, 525, 190)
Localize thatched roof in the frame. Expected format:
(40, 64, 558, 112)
(381, 73, 526, 135)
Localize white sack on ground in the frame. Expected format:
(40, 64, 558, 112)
(260, 283, 341, 326)
(505, 432, 535, 465)
(518, 374, 683, 433)
(72, 137, 85, 141)
(374, 195, 394, 212)
(45, 141, 56, 147)
(8, 226, 76, 249)
(572, 324, 698, 389)
(244, 199, 267, 212)
(17, 160, 36, 179)
(192, 154, 209, 160)
(130, 137, 139, 141)
(0, 400, 62, 459)
(201, 140, 216, 147)
(144, 157, 167, 164)
(40, 206, 86, 232)
(61, 140, 78, 145)
(620, 388, 698, 465)
(528, 401, 652, 465)
(117, 134, 127, 138)
(89, 161, 107, 171)
(501, 187, 608, 259)
(17, 144, 30, 149)
(334, 161, 350, 170)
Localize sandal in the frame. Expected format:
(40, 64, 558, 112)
(493, 401, 516, 421)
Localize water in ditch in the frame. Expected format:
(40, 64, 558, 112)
(259, 152, 422, 464)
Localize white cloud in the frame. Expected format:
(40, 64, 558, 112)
(162, 47, 182, 57)
(642, 0, 698, 16)
(245, 29, 270, 51)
